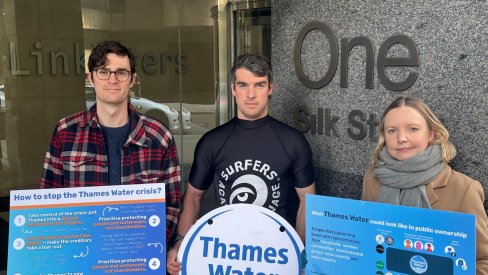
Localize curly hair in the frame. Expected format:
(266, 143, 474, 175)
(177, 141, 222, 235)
(88, 40, 136, 73)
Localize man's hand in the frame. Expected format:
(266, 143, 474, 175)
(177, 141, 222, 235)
(166, 241, 182, 275)
(166, 184, 206, 274)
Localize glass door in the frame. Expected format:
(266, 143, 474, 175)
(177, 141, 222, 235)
(232, 1, 271, 59)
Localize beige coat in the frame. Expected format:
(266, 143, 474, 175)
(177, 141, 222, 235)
(362, 164, 488, 274)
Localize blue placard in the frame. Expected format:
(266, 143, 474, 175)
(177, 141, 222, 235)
(8, 184, 166, 275)
(306, 194, 475, 275)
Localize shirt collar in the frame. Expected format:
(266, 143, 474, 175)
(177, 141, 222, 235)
(81, 104, 149, 147)
(235, 115, 271, 129)
(125, 106, 149, 147)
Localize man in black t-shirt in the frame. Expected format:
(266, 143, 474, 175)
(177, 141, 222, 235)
(167, 54, 316, 275)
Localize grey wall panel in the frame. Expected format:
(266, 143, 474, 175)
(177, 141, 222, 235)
(271, 0, 488, 208)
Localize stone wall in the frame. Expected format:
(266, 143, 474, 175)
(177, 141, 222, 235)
(271, 0, 488, 208)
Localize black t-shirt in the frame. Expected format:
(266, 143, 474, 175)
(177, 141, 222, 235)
(189, 115, 315, 225)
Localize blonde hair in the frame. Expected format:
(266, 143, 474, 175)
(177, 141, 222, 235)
(370, 96, 456, 167)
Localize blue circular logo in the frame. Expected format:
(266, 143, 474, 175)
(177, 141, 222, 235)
(178, 204, 304, 275)
(410, 255, 428, 274)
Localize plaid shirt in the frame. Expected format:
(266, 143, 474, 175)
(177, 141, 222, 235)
(40, 104, 181, 244)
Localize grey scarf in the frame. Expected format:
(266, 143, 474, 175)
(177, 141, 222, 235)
(374, 145, 444, 208)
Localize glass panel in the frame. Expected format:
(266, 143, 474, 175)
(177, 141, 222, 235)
(234, 6, 271, 58)
(0, 0, 271, 270)
(0, 0, 186, 199)
(178, 0, 218, 183)
(212, 2, 232, 126)
(0, 0, 87, 198)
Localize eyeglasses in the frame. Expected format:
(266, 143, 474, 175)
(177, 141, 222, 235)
(94, 68, 132, 81)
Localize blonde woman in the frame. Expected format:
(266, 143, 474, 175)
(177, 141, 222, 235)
(362, 96, 488, 274)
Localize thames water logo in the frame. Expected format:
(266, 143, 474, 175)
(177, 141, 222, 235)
(410, 255, 428, 274)
(178, 204, 303, 275)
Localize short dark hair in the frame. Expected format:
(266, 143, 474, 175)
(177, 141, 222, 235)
(230, 54, 272, 84)
(88, 40, 136, 73)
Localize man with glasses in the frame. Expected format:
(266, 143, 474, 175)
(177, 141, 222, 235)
(40, 40, 181, 246)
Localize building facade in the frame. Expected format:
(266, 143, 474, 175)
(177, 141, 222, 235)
(0, 0, 271, 271)
(1, 0, 488, 272)
(271, 0, 488, 207)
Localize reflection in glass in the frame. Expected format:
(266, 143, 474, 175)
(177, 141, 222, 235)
(0, 1, 221, 196)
